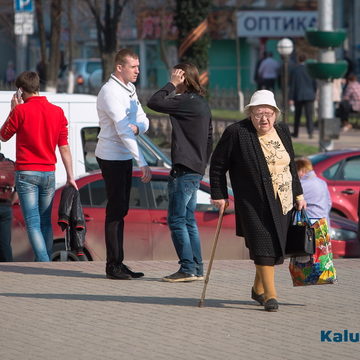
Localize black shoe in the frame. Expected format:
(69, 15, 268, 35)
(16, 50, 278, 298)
(162, 271, 196, 282)
(121, 264, 144, 278)
(251, 287, 265, 305)
(308, 134, 313, 139)
(264, 298, 279, 312)
(106, 264, 131, 280)
(291, 133, 298, 138)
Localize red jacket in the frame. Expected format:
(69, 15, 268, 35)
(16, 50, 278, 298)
(0, 96, 68, 171)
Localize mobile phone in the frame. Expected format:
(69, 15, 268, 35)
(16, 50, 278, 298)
(16, 88, 23, 101)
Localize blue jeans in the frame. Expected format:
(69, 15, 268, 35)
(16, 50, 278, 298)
(168, 173, 203, 275)
(0, 204, 13, 261)
(16, 171, 55, 262)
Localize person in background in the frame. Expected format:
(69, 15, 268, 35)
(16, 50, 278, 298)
(0, 145, 17, 262)
(95, 48, 152, 280)
(257, 52, 280, 91)
(0, 71, 77, 262)
(289, 54, 317, 139)
(337, 74, 360, 132)
(5, 61, 16, 86)
(210, 90, 305, 312)
(254, 51, 267, 90)
(147, 63, 213, 283)
(36, 60, 47, 90)
(295, 157, 332, 226)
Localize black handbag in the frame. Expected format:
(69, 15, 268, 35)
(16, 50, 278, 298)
(285, 209, 315, 257)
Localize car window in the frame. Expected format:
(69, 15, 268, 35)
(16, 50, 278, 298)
(78, 179, 107, 207)
(197, 187, 218, 212)
(78, 177, 145, 208)
(81, 127, 100, 172)
(341, 156, 360, 181)
(80, 126, 168, 170)
(323, 162, 341, 180)
(86, 61, 101, 74)
(74, 62, 82, 73)
(148, 179, 217, 212)
(309, 153, 331, 165)
(138, 134, 171, 167)
(138, 140, 161, 167)
(149, 179, 169, 209)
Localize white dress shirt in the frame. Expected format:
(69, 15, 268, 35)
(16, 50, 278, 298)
(95, 74, 149, 166)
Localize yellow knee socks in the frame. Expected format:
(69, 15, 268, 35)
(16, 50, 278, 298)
(255, 265, 277, 301)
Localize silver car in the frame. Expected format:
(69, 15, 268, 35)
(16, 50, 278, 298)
(58, 58, 102, 94)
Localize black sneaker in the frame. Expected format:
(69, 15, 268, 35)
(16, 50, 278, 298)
(106, 264, 131, 280)
(162, 271, 196, 283)
(121, 264, 144, 278)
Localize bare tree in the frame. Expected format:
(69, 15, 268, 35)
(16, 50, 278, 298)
(34, 0, 62, 92)
(83, 0, 129, 80)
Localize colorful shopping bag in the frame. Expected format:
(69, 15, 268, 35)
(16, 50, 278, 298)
(289, 218, 337, 286)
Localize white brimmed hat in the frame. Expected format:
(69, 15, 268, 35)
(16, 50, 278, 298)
(244, 90, 281, 113)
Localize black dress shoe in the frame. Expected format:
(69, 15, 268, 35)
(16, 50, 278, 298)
(264, 298, 279, 312)
(251, 287, 265, 305)
(121, 264, 144, 278)
(291, 133, 298, 138)
(106, 264, 131, 280)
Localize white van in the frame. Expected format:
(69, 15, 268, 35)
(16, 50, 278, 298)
(0, 91, 171, 187)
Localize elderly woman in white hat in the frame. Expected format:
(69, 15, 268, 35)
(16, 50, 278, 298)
(210, 90, 306, 312)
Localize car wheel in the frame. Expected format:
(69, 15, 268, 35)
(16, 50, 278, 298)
(51, 241, 89, 262)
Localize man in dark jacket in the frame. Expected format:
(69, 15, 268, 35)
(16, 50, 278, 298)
(148, 63, 213, 282)
(289, 54, 317, 139)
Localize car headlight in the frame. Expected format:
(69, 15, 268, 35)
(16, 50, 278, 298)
(330, 227, 358, 241)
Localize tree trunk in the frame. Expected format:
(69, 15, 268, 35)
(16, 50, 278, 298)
(84, 0, 129, 82)
(46, 0, 62, 92)
(102, 52, 115, 81)
(65, 0, 75, 93)
(34, 0, 46, 64)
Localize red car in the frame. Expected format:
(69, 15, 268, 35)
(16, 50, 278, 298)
(309, 149, 360, 222)
(11, 167, 360, 261)
(328, 215, 360, 258)
(11, 168, 249, 262)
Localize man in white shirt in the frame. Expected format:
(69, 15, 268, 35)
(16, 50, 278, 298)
(95, 48, 152, 280)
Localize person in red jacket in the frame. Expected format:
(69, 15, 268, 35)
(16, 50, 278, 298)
(0, 71, 77, 261)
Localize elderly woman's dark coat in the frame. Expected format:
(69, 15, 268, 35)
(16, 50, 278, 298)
(210, 119, 303, 258)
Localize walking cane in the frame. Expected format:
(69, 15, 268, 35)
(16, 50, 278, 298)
(198, 203, 226, 308)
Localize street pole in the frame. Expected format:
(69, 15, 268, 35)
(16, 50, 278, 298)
(283, 55, 289, 123)
(318, 0, 335, 151)
(16, 34, 27, 74)
(277, 38, 294, 123)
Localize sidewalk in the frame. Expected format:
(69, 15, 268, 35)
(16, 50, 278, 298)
(291, 126, 360, 150)
(0, 259, 359, 360)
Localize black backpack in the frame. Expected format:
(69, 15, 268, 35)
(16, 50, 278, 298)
(0, 154, 15, 201)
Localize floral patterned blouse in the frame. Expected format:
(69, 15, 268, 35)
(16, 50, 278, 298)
(258, 128, 293, 214)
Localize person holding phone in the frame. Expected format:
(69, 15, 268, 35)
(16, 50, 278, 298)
(0, 71, 77, 261)
(148, 63, 213, 282)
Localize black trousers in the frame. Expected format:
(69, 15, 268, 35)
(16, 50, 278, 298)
(293, 100, 314, 137)
(97, 157, 132, 266)
(337, 100, 353, 125)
